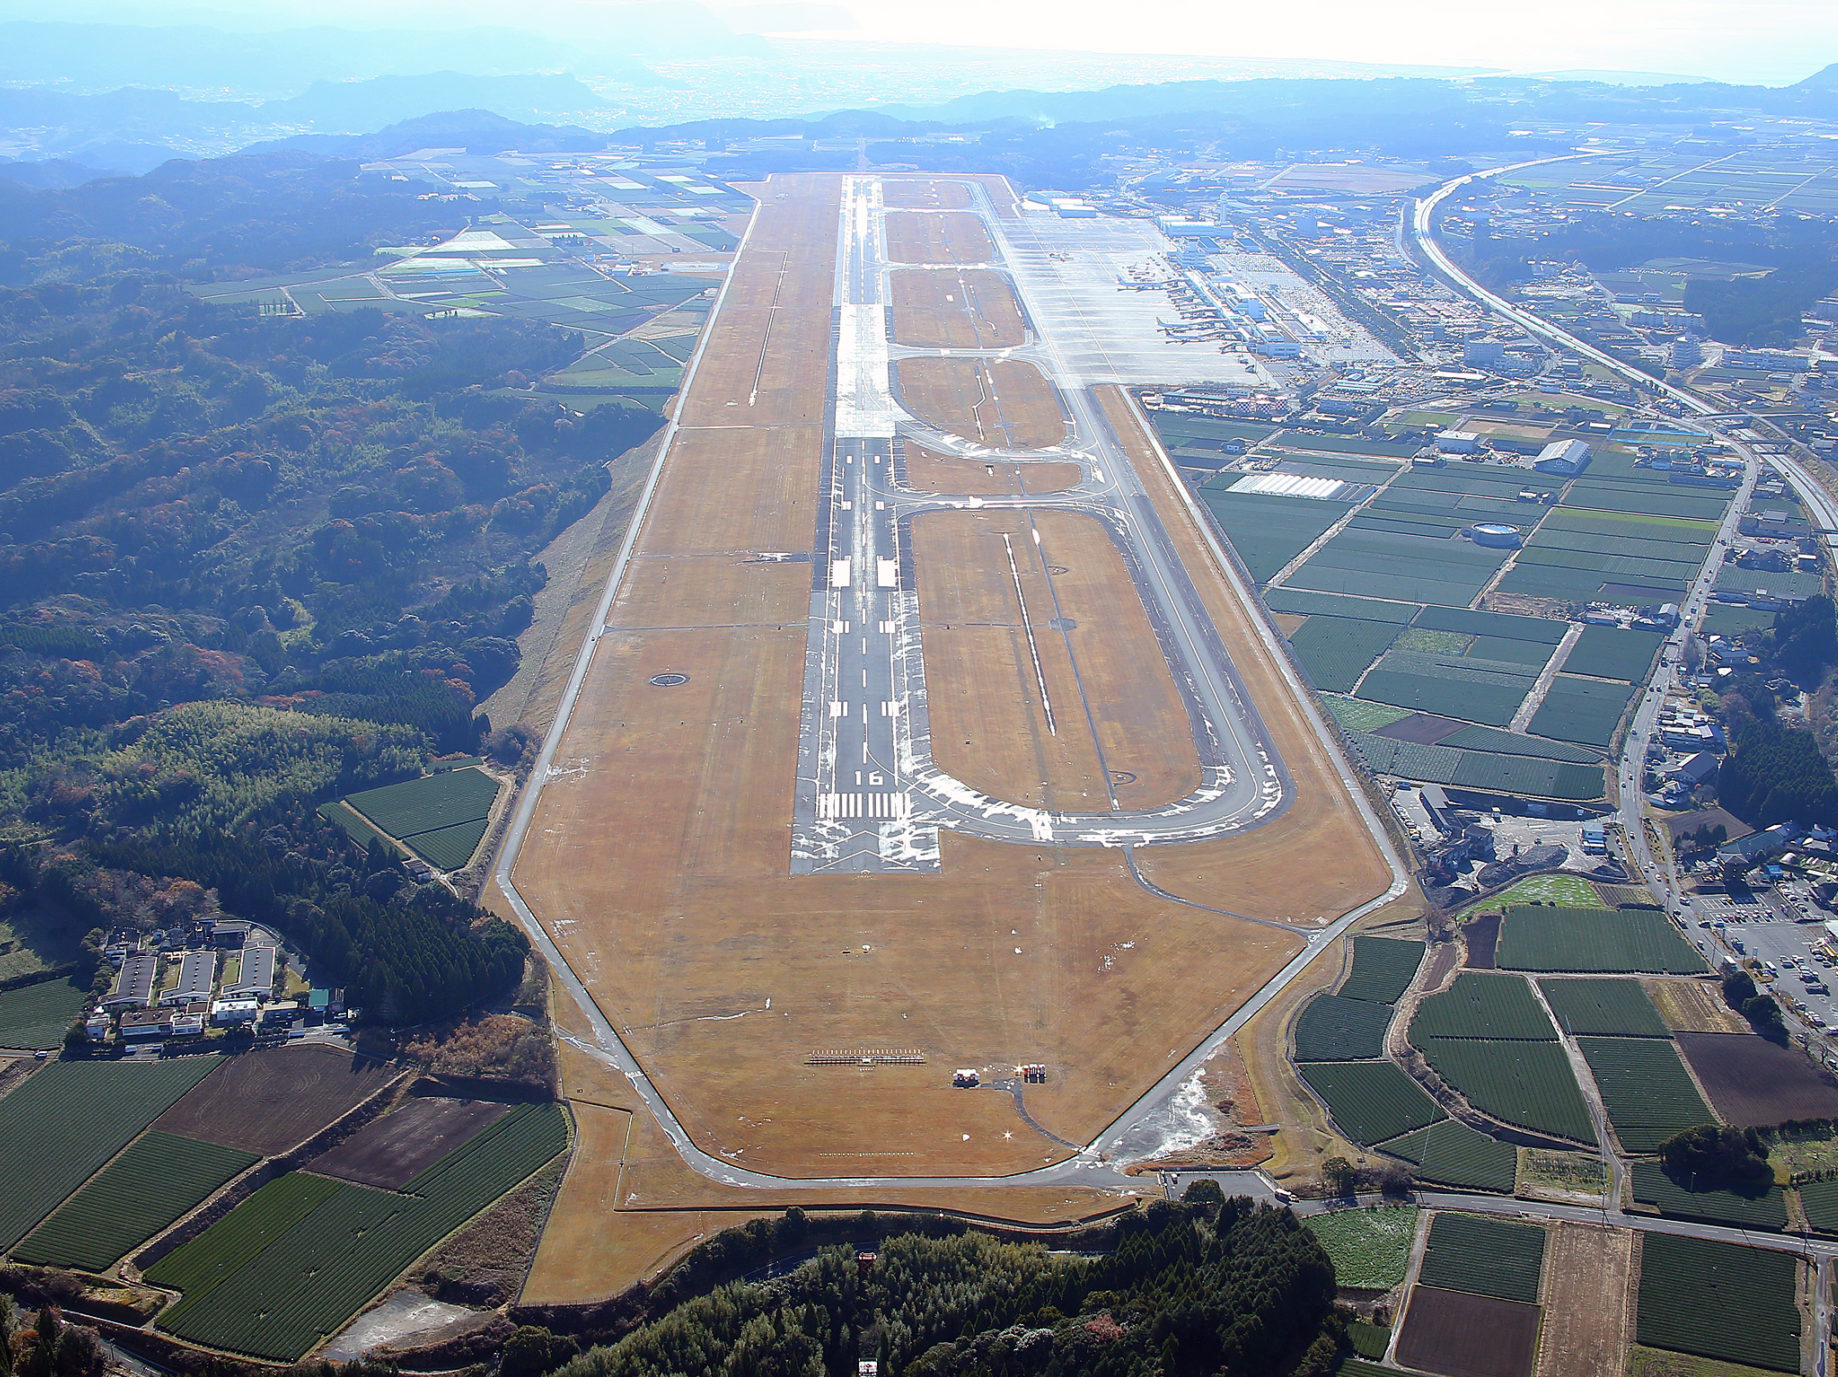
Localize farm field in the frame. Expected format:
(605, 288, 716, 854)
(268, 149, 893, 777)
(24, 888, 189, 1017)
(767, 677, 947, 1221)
(1348, 731, 1605, 801)
(1495, 907, 1706, 974)
(1674, 1031, 1838, 1126)
(1795, 1177, 1838, 1233)
(152, 1102, 568, 1361)
(0, 1057, 221, 1252)
(342, 767, 501, 872)
(1377, 1119, 1517, 1190)
(153, 1045, 402, 1156)
(1416, 1212, 1546, 1302)
(1647, 980, 1750, 1034)
(1292, 994, 1393, 1061)
(1337, 936, 1425, 1004)
(1269, 584, 1614, 791)
(0, 976, 88, 1050)
(1528, 675, 1639, 748)
(1196, 488, 1349, 583)
(1411, 972, 1559, 1042)
(1262, 588, 1417, 623)
(1397, 1285, 1543, 1377)
(1283, 524, 1515, 612)
(1298, 1060, 1444, 1145)
(1636, 1233, 1800, 1372)
(1630, 1162, 1787, 1231)
(13, 1131, 257, 1272)
(1517, 1148, 1607, 1196)
(1563, 626, 1667, 683)
(1540, 978, 1671, 1037)
(1535, 1223, 1635, 1377)
(1356, 650, 1532, 727)
(1287, 615, 1405, 692)
(1417, 1037, 1594, 1142)
(1575, 1037, 1715, 1153)
(310, 1097, 513, 1190)
(1499, 505, 1720, 605)
(1301, 1205, 1418, 1288)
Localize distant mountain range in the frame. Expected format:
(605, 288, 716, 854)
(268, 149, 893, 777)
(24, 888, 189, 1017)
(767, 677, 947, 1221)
(4, 52, 1838, 187)
(0, 12, 749, 96)
(0, 72, 636, 174)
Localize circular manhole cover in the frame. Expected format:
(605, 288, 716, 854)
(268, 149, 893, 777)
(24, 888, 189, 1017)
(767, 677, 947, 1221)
(648, 672, 689, 687)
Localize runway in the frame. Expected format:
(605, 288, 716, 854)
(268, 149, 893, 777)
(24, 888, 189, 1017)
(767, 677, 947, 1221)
(792, 175, 1290, 874)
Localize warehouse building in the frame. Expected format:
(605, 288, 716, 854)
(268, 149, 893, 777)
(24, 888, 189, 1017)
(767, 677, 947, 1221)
(224, 943, 277, 999)
(1534, 439, 1593, 475)
(103, 953, 157, 1011)
(161, 949, 217, 1006)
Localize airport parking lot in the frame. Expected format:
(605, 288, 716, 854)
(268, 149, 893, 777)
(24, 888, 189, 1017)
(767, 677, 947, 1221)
(1684, 890, 1838, 1064)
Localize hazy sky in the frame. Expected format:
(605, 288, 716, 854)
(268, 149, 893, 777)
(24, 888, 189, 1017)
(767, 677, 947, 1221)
(728, 0, 1833, 84)
(8, 0, 1832, 86)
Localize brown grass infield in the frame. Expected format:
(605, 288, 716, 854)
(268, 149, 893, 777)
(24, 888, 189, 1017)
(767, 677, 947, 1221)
(506, 173, 1381, 1201)
(913, 507, 1199, 812)
(1535, 1222, 1635, 1377)
(889, 268, 1026, 349)
(882, 179, 972, 210)
(902, 446, 1081, 496)
(895, 357, 1068, 451)
(885, 210, 996, 265)
(521, 1034, 1134, 1304)
(881, 174, 1019, 218)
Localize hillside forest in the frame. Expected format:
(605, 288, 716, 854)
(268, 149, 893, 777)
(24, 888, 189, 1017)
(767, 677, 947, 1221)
(540, 1200, 1343, 1377)
(0, 153, 662, 1024)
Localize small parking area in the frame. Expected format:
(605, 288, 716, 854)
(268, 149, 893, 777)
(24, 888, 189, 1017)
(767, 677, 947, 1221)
(1684, 894, 1838, 1063)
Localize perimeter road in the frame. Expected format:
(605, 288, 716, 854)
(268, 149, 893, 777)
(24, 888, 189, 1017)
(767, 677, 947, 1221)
(493, 175, 1414, 1191)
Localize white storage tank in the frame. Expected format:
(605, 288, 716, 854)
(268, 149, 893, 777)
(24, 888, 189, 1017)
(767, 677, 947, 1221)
(1471, 523, 1523, 548)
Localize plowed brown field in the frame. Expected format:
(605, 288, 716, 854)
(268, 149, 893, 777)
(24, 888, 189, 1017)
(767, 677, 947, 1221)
(1535, 1223, 1633, 1377)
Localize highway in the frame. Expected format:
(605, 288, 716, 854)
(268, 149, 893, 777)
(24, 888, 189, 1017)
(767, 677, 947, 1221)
(1410, 161, 1838, 917)
(1409, 169, 1838, 1351)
